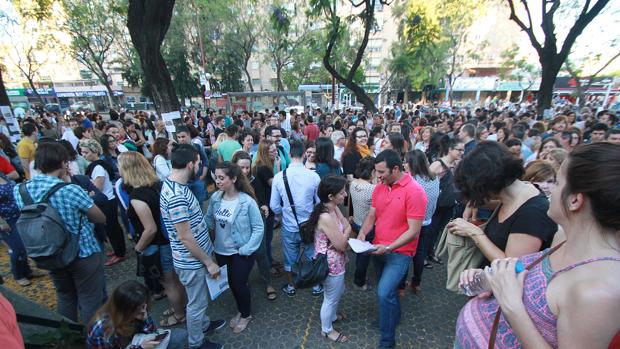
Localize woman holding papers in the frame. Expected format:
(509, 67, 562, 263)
(206, 162, 264, 334)
(302, 175, 351, 343)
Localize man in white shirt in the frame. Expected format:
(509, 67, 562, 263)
(331, 130, 346, 162)
(270, 140, 321, 297)
(61, 118, 80, 149)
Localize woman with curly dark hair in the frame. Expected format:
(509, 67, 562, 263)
(446, 141, 557, 266)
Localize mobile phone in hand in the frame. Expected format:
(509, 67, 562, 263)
(154, 332, 169, 341)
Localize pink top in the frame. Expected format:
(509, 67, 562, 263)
(455, 249, 620, 348)
(314, 221, 348, 276)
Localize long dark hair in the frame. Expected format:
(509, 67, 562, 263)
(315, 137, 339, 168)
(301, 175, 348, 244)
(90, 280, 151, 337)
(426, 132, 447, 160)
(405, 150, 434, 180)
(387, 132, 406, 159)
(215, 161, 256, 200)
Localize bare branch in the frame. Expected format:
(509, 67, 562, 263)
(559, 0, 610, 62)
(507, 0, 543, 55)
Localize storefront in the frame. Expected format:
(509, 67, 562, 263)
(55, 88, 124, 112)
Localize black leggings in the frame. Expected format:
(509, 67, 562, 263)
(215, 253, 256, 318)
(101, 198, 126, 257)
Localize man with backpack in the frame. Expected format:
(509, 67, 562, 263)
(13, 142, 106, 324)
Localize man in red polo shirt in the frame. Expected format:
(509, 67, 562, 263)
(303, 115, 320, 141)
(357, 149, 427, 348)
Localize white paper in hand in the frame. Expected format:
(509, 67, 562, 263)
(348, 238, 377, 254)
(206, 264, 229, 301)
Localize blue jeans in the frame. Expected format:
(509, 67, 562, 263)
(373, 252, 412, 348)
(1, 218, 32, 280)
(280, 228, 314, 273)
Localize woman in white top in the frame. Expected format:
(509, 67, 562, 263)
(152, 137, 173, 181)
(80, 139, 126, 266)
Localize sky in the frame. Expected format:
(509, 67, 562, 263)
(1, 0, 619, 76)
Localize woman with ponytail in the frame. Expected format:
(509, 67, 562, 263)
(205, 162, 264, 333)
(302, 175, 351, 343)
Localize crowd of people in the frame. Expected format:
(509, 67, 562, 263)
(0, 100, 618, 349)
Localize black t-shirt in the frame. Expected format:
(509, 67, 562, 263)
(127, 183, 169, 246)
(252, 165, 274, 208)
(483, 193, 557, 265)
(342, 151, 362, 176)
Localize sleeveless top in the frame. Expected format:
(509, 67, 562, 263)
(455, 249, 620, 349)
(314, 221, 348, 276)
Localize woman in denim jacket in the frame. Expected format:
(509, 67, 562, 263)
(206, 161, 264, 333)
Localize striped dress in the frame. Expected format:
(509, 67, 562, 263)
(455, 249, 620, 348)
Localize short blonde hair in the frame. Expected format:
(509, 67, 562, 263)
(118, 151, 158, 188)
(79, 139, 103, 155)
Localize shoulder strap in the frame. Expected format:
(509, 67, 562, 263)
(488, 241, 566, 349)
(282, 170, 300, 228)
(41, 183, 70, 203)
(19, 183, 34, 205)
(438, 158, 449, 170)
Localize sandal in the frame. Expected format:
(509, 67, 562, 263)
(162, 308, 174, 317)
(335, 313, 347, 322)
(321, 330, 349, 343)
(160, 313, 186, 327)
(232, 316, 252, 334)
(266, 287, 277, 301)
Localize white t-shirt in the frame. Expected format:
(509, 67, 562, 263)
(153, 155, 171, 181)
(213, 197, 239, 256)
(91, 164, 114, 200)
(62, 129, 79, 150)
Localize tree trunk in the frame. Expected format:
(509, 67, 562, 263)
(244, 66, 253, 92)
(0, 69, 10, 106)
(276, 65, 284, 91)
(127, 0, 180, 114)
(25, 77, 45, 107)
(536, 60, 561, 117)
(102, 82, 115, 109)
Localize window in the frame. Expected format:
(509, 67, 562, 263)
(139, 96, 148, 103)
(370, 57, 381, 69)
(368, 38, 382, 52)
(251, 79, 261, 87)
(127, 96, 136, 103)
(251, 61, 259, 70)
(367, 76, 380, 84)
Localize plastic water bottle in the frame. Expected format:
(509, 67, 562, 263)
(460, 261, 525, 296)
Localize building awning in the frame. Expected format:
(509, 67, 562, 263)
(56, 90, 124, 98)
(497, 81, 540, 91)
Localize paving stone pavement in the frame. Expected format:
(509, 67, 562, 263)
(1, 227, 468, 348)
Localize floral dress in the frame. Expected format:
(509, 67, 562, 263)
(314, 221, 348, 276)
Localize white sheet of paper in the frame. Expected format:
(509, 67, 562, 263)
(206, 264, 229, 301)
(348, 238, 377, 254)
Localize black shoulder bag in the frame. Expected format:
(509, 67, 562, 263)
(282, 169, 328, 288)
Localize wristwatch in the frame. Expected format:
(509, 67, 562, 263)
(385, 245, 393, 254)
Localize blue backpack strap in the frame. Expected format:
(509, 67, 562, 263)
(19, 183, 35, 205)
